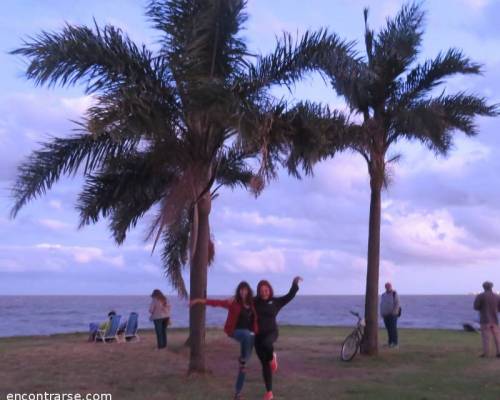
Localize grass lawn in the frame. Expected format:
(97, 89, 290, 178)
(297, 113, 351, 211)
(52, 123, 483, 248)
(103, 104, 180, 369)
(0, 326, 499, 399)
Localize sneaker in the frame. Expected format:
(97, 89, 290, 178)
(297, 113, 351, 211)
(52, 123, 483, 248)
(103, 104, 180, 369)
(479, 354, 487, 358)
(263, 391, 274, 400)
(233, 394, 243, 400)
(270, 352, 278, 373)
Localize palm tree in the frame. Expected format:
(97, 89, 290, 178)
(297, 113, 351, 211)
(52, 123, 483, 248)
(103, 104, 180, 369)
(10, 0, 351, 371)
(282, 2, 498, 355)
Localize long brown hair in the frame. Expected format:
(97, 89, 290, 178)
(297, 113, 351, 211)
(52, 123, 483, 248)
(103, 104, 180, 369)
(151, 289, 168, 306)
(234, 281, 253, 306)
(256, 280, 274, 299)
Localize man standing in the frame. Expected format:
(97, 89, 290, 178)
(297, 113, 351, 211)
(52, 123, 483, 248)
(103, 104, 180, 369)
(473, 281, 500, 358)
(380, 282, 401, 348)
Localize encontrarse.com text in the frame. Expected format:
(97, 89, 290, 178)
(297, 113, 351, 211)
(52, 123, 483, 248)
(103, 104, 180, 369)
(6, 394, 111, 400)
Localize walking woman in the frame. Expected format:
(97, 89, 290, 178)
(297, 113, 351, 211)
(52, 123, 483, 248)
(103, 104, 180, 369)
(190, 281, 258, 400)
(254, 276, 302, 400)
(149, 289, 170, 349)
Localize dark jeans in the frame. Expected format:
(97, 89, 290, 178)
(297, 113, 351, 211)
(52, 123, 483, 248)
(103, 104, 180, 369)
(153, 318, 169, 349)
(383, 315, 398, 345)
(255, 331, 278, 392)
(232, 329, 254, 394)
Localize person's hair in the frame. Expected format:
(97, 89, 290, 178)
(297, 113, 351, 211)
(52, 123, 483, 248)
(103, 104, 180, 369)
(108, 310, 116, 317)
(483, 281, 494, 291)
(257, 280, 274, 299)
(151, 289, 168, 306)
(234, 281, 253, 306)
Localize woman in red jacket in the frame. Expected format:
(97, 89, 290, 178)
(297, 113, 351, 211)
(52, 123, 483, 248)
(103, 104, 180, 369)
(190, 281, 258, 400)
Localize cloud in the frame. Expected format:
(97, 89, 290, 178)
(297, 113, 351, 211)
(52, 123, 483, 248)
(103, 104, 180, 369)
(379, 0, 401, 19)
(38, 218, 70, 230)
(48, 200, 63, 210)
(302, 250, 323, 269)
(220, 208, 310, 230)
(223, 247, 286, 274)
(382, 206, 500, 267)
(35, 243, 125, 268)
(143, 263, 161, 276)
(461, 0, 490, 10)
(0, 92, 92, 182)
(396, 137, 491, 178)
(59, 95, 95, 115)
(314, 153, 368, 193)
(245, 1, 309, 51)
(2, 0, 500, 295)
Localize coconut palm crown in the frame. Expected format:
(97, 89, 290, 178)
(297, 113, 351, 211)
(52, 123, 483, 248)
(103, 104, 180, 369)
(281, 2, 498, 355)
(9, 0, 353, 371)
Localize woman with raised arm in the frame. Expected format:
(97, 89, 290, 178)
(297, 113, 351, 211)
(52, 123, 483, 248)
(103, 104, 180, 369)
(190, 281, 258, 400)
(254, 276, 302, 400)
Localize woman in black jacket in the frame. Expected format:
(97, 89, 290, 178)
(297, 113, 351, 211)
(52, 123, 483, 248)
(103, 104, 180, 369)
(254, 276, 302, 400)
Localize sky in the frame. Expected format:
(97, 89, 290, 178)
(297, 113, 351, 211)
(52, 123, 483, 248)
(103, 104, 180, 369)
(1, 0, 500, 296)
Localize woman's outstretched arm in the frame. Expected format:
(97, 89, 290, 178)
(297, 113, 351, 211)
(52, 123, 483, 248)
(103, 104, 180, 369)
(190, 297, 233, 309)
(275, 276, 302, 310)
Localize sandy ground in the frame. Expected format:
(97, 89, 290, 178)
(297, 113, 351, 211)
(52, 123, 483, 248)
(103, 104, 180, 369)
(1, 326, 499, 400)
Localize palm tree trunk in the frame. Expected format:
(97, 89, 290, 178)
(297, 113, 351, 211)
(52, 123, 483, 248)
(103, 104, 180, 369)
(188, 193, 211, 373)
(360, 170, 382, 355)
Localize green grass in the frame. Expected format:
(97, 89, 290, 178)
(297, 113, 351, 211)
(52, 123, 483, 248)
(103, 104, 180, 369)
(0, 326, 499, 399)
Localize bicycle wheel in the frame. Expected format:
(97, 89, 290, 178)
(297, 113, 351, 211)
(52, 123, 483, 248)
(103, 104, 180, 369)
(340, 331, 360, 361)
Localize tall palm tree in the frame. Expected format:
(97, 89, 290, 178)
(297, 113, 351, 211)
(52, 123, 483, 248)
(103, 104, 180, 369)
(282, 2, 498, 355)
(10, 0, 351, 371)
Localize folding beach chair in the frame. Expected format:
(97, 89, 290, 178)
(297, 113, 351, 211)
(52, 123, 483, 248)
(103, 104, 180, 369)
(95, 314, 122, 343)
(123, 312, 140, 342)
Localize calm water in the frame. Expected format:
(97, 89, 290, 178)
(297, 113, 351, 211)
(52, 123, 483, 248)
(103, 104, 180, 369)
(0, 295, 479, 337)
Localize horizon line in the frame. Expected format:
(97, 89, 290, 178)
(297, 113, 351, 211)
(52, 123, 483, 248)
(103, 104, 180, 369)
(0, 293, 479, 297)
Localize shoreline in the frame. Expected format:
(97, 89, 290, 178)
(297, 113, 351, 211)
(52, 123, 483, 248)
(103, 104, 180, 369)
(0, 293, 479, 296)
(0, 324, 475, 340)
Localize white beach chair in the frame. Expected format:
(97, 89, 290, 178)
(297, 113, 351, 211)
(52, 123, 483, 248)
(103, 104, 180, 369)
(95, 314, 122, 343)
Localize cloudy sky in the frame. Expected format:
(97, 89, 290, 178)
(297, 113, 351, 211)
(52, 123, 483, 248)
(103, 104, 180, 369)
(1, 0, 500, 295)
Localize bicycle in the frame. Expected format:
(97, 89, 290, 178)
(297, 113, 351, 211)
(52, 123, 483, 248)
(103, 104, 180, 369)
(340, 311, 365, 361)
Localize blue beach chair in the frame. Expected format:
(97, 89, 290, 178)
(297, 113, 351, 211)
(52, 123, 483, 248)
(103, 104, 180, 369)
(95, 314, 122, 343)
(123, 312, 140, 342)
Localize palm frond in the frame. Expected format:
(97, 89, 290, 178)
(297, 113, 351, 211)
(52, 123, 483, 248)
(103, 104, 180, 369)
(391, 48, 482, 109)
(280, 102, 352, 177)
(160, 210, 191, 298)
(76, 153, 171, 230)
(86, 81, 183, 144)
(11, 22, 164, 94)
(147, 0, 248, 84)
(11, 132, 139, 217)
(242, 101, 290, 182)
(241, 29, 356, 95)
(363, 8, 374, 66)
(391, 92, 499, 153)
(435, 92, 499, 134)
(108, 196, 161, 245)
(372, 1, 425, 83)
(214, 146, 254, 190)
